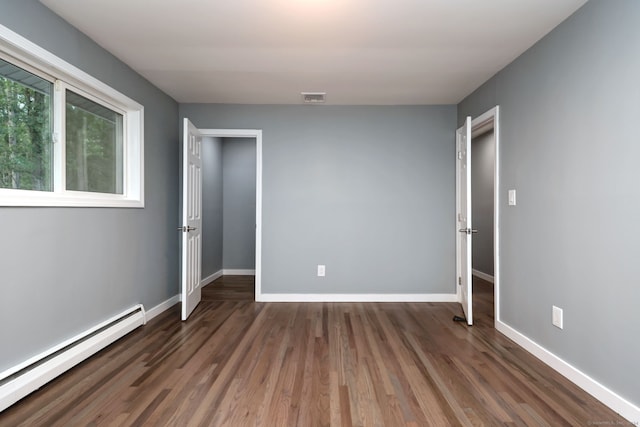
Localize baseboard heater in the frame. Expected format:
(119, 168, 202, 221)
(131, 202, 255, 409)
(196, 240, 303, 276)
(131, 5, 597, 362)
(0, 304, 146, 412)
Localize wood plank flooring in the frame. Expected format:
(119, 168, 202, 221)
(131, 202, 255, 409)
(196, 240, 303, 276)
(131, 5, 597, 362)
(202, 275, 255, 301)
(0, 276, 629, 426)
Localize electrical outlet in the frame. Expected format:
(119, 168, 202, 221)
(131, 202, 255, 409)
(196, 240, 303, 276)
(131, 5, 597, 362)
(317, 265, 326, 277)
(552, 306, 563, 329)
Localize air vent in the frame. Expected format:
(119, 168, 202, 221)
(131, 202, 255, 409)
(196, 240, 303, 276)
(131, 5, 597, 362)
(301, 92, 326, 104)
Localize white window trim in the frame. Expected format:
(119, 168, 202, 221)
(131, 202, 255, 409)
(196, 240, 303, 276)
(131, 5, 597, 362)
(0, 24, 144, 208)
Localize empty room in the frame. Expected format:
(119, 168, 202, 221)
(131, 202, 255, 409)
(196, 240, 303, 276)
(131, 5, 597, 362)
(0, 0, 638, 425)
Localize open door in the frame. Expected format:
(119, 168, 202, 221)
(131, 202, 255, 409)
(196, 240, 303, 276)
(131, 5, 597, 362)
(180, 118, 203, 320)
(456, 116, 474, 325)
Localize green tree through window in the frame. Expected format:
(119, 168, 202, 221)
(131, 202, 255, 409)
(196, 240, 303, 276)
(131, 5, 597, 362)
(0, 58, 53, 191)
(65, 90, 123, 194)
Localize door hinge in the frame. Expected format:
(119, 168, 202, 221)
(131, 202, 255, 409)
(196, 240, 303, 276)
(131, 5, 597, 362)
(457, 151, 462, 160)
(458, 276, 462, 285)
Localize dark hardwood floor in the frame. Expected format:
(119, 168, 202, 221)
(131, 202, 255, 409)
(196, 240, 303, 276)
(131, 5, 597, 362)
(0, 276, 628, 426)
(202, 275, 255, 301)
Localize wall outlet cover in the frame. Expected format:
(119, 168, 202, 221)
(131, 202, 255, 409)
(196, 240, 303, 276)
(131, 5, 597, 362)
(317, 265, 326, 277)
(552, 305, 563, 329)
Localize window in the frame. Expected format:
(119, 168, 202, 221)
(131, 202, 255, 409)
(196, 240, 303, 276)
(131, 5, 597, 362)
(65, 90, 123, 194)
(0, 24, 144, 207)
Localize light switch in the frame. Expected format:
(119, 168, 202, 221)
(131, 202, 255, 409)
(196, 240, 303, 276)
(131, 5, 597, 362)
(508, 189, 517, 206)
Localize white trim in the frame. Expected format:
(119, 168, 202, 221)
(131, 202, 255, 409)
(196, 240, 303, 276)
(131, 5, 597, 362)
(472, 269, 494, 283)
(0, 23, 144, 208)
(197, 128, 263, 302)
(255, 132, 263, 300)
(199, 129, 260, 137)
(222, 269, 255, 276)
(258, 294, 458, 303)
(0, 306, 145, 412)
(0, 190, 145, 208)
(455, 122, 462, 303)
(201, 270, 223, 287)
(492, 107, 501, 325)
(145, 295, 180, 322)
(496, 321, 640, 424)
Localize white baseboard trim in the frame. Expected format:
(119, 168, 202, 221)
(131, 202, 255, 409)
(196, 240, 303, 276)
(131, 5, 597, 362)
(0, 306, 145, 412)
(201, 270, 223, 287)
(145, 295, 180, 322)
(222, 269, 255, 276)
(257, 293, 458, 303)
(496, 320, 639, 424)
(472, 269, 494, 283)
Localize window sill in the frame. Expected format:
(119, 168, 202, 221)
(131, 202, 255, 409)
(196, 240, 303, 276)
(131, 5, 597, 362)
(0, 189, 144, 208)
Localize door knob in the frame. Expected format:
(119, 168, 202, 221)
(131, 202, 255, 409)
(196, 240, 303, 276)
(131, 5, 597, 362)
(458, 228, 478, 235)
(178, 226, 198, 232)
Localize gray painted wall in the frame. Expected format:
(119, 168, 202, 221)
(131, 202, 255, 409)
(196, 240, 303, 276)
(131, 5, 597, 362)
(201, 137, 223, 279)
(0, 1, 179, 372)
(471, 131, 494, 276)
(180, 105, 456, 294)
(222, 138, 256, 270)
(458, 0, 640, 407)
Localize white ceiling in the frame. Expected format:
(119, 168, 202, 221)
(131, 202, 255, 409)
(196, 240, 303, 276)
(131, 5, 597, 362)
(40, 0, 587, 105)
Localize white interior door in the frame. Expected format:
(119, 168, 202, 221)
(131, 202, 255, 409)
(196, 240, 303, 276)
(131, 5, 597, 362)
(457, 116, 473, 325)
(181, 118, 203, 321)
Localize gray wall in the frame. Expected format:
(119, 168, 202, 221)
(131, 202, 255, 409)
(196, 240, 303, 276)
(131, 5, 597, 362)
(201, 137, 223, 279)
(471, 131, 494, 276)
(222, 138, 256, 270)
(458, 0, 640, 407)
(180, 105, 456, 294)
(0, 1, 179, 372)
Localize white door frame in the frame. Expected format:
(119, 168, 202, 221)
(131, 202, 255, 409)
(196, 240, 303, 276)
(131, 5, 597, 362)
(198, 128, 263, 301)
(455, 106, 500, 326)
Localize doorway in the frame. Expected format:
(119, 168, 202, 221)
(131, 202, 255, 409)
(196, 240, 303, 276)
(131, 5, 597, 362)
(201, 135, 258, 291)
(203, 136, 259, 300)
(470, 124, 496, 324)
(200, 129, 262, 300)
(456, 106, 500, 326)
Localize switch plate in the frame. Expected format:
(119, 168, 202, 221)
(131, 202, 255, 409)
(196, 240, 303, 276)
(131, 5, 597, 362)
(317, 265, 326, 277)
(552, 306, 563, 329)
(508, 189, 517, 206)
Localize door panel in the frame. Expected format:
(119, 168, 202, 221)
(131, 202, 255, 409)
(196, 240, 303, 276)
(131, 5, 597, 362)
(457, 116, 473, 325)
(181, 118, 203, 321)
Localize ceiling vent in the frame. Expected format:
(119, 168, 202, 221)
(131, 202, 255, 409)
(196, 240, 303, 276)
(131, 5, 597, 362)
(301, 92, 326, 104)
